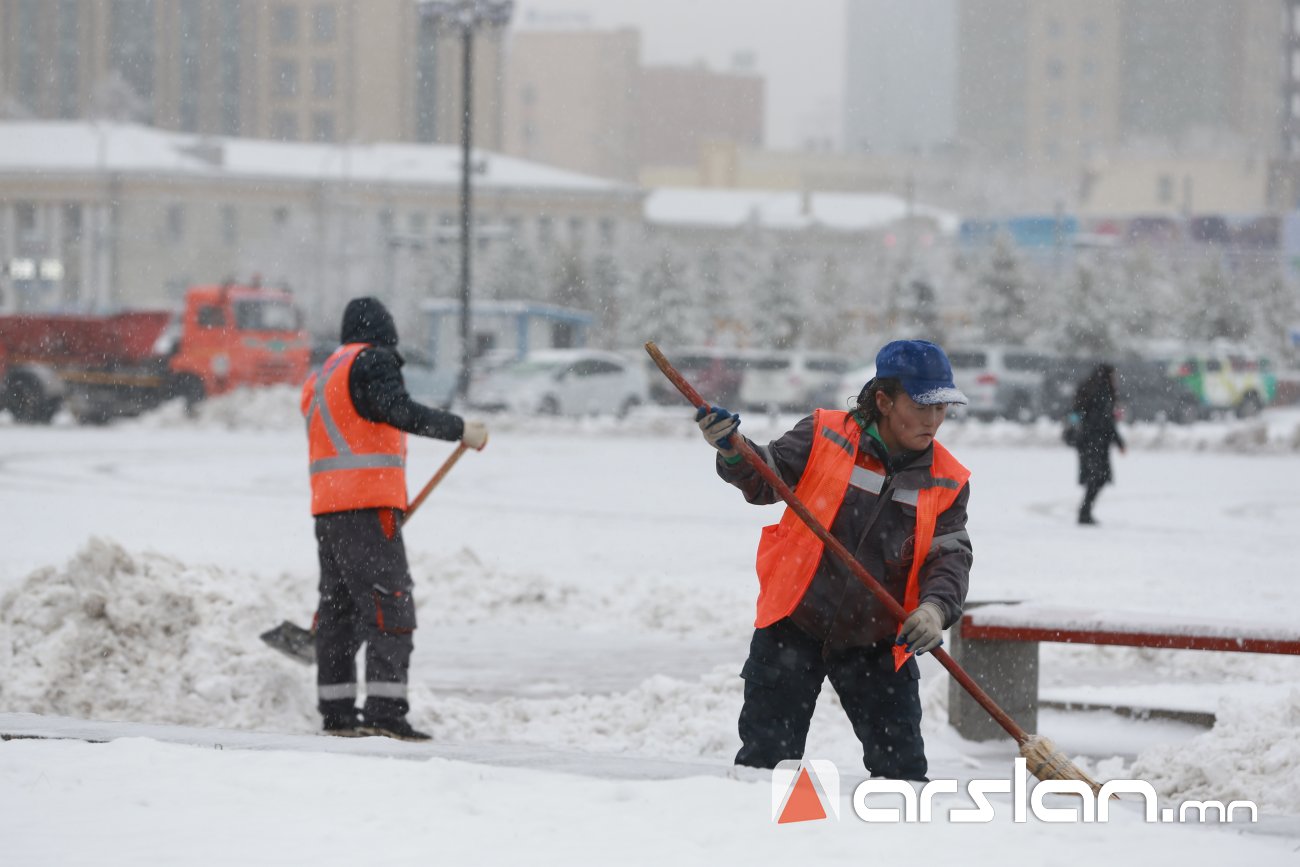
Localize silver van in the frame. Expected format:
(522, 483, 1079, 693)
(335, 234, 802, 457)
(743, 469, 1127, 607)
(947, 346, 1056, 421)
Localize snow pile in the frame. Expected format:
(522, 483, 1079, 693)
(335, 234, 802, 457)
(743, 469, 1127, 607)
(128, 385, 305, 431)
(0, 539, 314, 729)
(1131, 688, 1300, 814)
(412, 547, 747, 639)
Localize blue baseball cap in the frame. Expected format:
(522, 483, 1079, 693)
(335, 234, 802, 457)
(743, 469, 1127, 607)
(874, 340, 968, 405)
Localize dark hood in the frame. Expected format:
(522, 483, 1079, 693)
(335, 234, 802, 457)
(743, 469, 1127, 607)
(340, 297, 398, 347)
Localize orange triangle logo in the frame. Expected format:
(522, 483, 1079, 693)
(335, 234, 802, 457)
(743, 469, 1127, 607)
(777, 768, 828, 824)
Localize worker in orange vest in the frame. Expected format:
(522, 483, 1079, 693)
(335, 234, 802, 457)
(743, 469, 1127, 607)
(698, 339, 972, 780)
(303, 297, 488, 741)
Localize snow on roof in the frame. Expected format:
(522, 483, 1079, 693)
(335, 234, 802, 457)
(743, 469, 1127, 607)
(0, 121, 633, 194)
(644, 187, 960, 234)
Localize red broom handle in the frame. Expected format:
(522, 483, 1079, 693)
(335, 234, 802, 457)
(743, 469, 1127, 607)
(405, 442, 470, 524)
(645, 342, 1028, 744)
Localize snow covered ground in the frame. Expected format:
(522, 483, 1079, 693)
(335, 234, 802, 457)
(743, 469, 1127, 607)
(3, 389, 1300, 865)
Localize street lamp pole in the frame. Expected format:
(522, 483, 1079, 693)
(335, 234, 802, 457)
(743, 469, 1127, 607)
(419, 0, 513, 404)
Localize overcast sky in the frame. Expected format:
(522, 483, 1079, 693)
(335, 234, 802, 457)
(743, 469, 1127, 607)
(513, 0, 847, 150)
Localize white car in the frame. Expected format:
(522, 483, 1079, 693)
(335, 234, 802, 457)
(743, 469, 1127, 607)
(738, 350, 856, 413)
(946, 345, 1057, 421)
(469, 349, 648, 418)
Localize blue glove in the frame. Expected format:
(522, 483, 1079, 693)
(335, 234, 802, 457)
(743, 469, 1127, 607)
(695, 405, 740, 452)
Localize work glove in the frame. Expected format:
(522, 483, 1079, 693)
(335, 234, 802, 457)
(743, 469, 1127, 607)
(461, 420, 489, 451)
(896, 601, 945, 655)
(696, 405, 740, 457)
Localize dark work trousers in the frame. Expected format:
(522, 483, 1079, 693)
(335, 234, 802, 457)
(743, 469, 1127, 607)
(314, 508, 418, 724)
(735, 618, 926, 780)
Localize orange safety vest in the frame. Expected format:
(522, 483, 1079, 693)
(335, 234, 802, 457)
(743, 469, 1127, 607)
(753, 408, 970, 669)
(302, 343, 407, 516)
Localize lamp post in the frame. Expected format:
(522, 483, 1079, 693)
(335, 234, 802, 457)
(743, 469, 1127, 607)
(418, 0, 513, 404)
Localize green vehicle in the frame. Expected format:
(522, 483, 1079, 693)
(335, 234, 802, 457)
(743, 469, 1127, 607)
(1168, 351, 1276, 418)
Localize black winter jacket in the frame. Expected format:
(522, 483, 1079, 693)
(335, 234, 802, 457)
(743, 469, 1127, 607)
(719, 414, 973, 651)
(338, 297, 463, 441)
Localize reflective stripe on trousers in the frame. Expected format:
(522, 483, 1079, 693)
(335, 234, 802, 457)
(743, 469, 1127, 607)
(318, 682, 407, 701)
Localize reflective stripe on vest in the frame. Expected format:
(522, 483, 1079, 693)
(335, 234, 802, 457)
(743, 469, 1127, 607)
(752, 409, 971, 670)
(303, 343, 408, 515)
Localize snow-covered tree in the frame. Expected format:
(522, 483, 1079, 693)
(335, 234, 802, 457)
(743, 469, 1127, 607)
(750, 250, 804, 350)
(972, 237, 1033, 345)
(627, 248, 696, 347)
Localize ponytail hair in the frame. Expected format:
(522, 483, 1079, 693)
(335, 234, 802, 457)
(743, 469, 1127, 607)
(849, 376, 905, 429)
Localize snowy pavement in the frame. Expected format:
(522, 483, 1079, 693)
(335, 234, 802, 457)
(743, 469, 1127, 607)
(2, 392, 1300, 864)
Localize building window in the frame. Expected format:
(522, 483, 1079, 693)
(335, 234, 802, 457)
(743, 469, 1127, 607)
(273, 206, 290, 228)
(273, 5, 299, 44)
(415, 13, 439, 142)
(313, 60, 336, 98)
(16, 202, 38, 242)
(567, 217, 585, 245)
(1046, 58, 1065, 80)
(109, 0, 158, 114)
(272, 111, 298, 140)
(409, 212, 427, 235)
(220, 4, 242, 134)
(1046, 16, 1062, 38)
(313, 4, 337, 42)
(178, 0, 203, 131)
(1080, 99, 1096, 121)
(57, 0, 81, 119)
(311, 112, 335, 142)
(1083, 17, 1100, 38)
(274, 59, 299, 98)
(221, 205, 238, 246)
(62, 203, 83, 243)
(1081, 58, 1096, 79)
(598, 218, 616, 247)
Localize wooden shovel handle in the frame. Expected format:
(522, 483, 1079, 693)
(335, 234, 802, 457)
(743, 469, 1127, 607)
(405, 442, 470, 524)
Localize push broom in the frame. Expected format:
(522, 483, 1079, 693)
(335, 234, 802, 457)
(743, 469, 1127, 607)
(259, 442, 472, 665)
(646, 341, 1101, 793)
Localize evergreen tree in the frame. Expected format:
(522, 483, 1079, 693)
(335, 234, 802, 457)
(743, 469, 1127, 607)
(629, 248, 696, 347)
(1188, 258, 1250, 342)
(1059, 262, 1115, 354)
(549, 251, 590, 310)
(751, 251, 804, 350)
(588, 253, 625, 347)
(974, 237, 1032, 344)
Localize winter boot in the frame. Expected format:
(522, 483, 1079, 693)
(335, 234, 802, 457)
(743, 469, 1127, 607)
(322, 709, 364, 737)
(1077, 507, 1096, 525)
(360, 716, 432, 742)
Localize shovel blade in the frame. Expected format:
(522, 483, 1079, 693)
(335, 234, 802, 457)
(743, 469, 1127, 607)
(260, 620, 316, 665)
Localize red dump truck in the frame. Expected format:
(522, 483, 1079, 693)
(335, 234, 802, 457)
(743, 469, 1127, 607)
(0, 283, 310, 424)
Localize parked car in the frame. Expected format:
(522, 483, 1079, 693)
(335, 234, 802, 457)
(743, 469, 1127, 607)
(738, 350, 856, 413)
(807, 363, 876, 411)
(646, 347, 751, 408)
(469, 349, 648, 418)
(1166, 349, 1277, 418)
(1042, 356, 1201, 424)
(946, 345, 1057, 421)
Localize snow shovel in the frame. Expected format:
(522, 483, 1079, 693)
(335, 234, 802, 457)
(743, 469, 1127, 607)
(259, 443, 472, 665)
(645, 341, 1102, 794)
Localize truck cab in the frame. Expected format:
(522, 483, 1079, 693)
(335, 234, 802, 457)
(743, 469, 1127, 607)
(167, 284, 309, 406)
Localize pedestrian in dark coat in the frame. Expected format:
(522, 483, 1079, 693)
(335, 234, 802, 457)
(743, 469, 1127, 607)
(1072, 363, 1125, 525)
